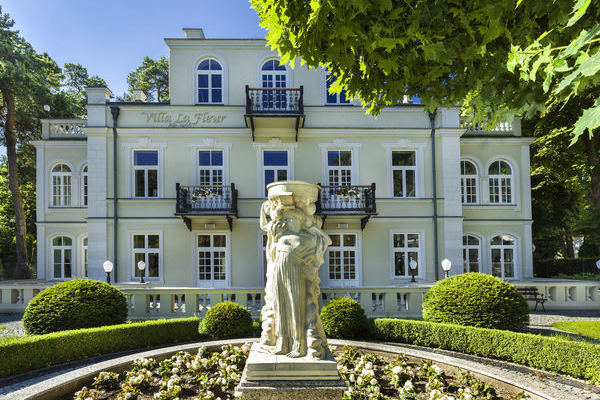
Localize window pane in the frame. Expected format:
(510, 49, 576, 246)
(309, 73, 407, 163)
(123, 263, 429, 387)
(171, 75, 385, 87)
(54, 249, 62, 278)
(213, 235, 226, 247)
(133, 235, 146, 249)
(134, 150, 158, 166)
(461, 160, 476, 175)
(407, 234, 419, 247)
(277, 170, 287, 181)
(211, 151, 223, 166)
(64, 237, 72, 246)
(198, 235, 211, 247)
(64, 249, 72, 278)
(198, 89, 209, 103)
(340, 89, 349, 103)
(343, 234, 356, 247)
(213, 251, 226, 280)
(147, 169, 158, 197)
(339, 151, 352, 166)
(262, 60, 274, 70)
(134, 252, 145, 277)
(488, 161, 500, 175)
(148, 235, 159, 248)
(199, 151, 211, 166)
(392, 151, 415, 166)
(264, 151, 288, 166)
(500, 161, 511, 175)
(393, 170, 404, 197)
(211, 74, 221, 88)
(212, 89, 222, 103)
(148, 252, 159, 277)
(198, 74, 209, 88)
(209, 60, 222, 70)
(502, 235, 514, 245)
(198, 60, 210, 70)
(405, 170, 415, 197)
(199, 251, 211, 280)
(330, 234, 340, 247)
(394, 252, 406, 276)
(408, 252, 419, 274)
(491, 236, 502, 245)
(135, 170, 146, 197)
(393, 234, 405, 248)
(264, 170, 275, 187)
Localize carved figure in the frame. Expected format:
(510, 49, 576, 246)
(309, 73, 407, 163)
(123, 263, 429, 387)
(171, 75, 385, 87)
(259, 181, 331, 359)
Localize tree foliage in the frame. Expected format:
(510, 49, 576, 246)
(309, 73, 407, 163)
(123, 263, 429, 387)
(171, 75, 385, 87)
(126, 56, 169, 102)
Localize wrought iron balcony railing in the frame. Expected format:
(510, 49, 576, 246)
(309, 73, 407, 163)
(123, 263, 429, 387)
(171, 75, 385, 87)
(245, 85, 304, 114)
(175, 183, 238, 215)
(316, 183, 377, 215)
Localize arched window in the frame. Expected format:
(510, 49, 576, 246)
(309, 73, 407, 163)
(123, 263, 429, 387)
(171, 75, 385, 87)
(490, 234, 515, 278)
(52, 236, 73, 279)
(197, 59, 222, 104)
(488, 160, 512, 204)
(462, 235, 480, 273)
(261, 59, 287, 110)
(81, 165, 88, 206)
(51, 163, 72, 206)
(460, 160, 478, 204)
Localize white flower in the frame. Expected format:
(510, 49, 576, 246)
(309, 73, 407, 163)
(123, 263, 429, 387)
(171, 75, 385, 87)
(429, 389, 442, 400)
(370, 378, 377, 386)
(433, 365, 443, 375)
(403, 380, 413, 391)
(392, 365, 403, 375)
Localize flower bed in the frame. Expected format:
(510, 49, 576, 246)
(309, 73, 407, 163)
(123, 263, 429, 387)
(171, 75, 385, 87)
(67, 344, 531, 400)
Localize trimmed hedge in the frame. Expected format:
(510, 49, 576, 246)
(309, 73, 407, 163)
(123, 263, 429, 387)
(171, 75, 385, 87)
(0, 318, 199, 379)
(320, 297, 368, 339)
(23, 279, 128, 334)
(374, 318, 600, 384)
(202, 301, 254, 339)
(422, 273, 529, 331)
(534, 257, 599, 278)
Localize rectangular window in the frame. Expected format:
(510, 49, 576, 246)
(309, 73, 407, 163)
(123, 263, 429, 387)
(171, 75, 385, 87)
(133, 150, 158, 198)
(392, 233, 421, 278)
(326, 74, 350, 104)
(82, 237, 88, 277)
(263, 150, 289, 195)
(392, 151, 416, 197)
(133, 233, 160, 279)
(326, 233, 358, 285)
(198, 150, 223, 187)
(327, 150, 352, 186)
(197, 234, 228, 286)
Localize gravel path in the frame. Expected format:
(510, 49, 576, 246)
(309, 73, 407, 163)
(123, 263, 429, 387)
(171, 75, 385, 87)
(0, 313, 25, 338)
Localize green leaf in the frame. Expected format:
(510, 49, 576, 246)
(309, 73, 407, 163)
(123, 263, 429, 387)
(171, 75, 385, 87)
(567, 0, 591, 27)
(571, 99, 600, 143)
(577, 51, 600, 77)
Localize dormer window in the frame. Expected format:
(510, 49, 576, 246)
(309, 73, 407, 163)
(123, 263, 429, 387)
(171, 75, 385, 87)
(197, 59, 223, 104)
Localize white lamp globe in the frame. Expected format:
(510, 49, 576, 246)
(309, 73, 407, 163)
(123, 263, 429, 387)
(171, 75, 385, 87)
(596, 259, 600, 270)
(409, 259, 418, 270)
(137, 260, 146, 271)
(441, 258, 452, 272)
(102, 260, 113, 273)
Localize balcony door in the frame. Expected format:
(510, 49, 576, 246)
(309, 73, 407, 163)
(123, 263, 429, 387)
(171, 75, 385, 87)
(195, 150, 225, 210)
(325, 150, 359, 209)
(261, 60, 287, 111)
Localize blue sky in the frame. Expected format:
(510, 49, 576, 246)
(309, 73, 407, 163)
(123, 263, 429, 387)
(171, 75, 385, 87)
(1, 0, 266, 157)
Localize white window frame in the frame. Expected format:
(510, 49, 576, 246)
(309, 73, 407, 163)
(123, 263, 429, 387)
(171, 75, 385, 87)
(256, 56, 291, 88)
(462, 234, 481, 273)
(50, 163, 72, 207)
(130, 231, 163, 281)
(487, 159, 514, 204)
(254, 139, 296, 197)
(390, 230, 425, 281)
(132, 148, 160, 199)
(194, 231, 231, 288)
(322, 230, 361, 288)
(196, 57, 224, 104)
(383, 141, 426, 198)
(81, 235, 89, 278)
(50, 234, 74, 280)
(489, 233, 519, 280)
(390, 150, 418, 198)
(81, 164, 88, 207)
(460, 160, 479, 204)
(197, 149, 226, 186)
(193, 53, 228, 105)
(319, 141, 361, 186)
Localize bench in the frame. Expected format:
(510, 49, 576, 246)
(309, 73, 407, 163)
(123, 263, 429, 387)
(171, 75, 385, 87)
(516, 287, 547, 311)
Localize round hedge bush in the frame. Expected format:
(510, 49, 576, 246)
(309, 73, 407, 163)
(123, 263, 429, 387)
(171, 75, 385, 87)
(320, 297, 368, 339)
(202, 301, 254, 339)
(23, 279, 128, 334)
(422, 272, 529, 331)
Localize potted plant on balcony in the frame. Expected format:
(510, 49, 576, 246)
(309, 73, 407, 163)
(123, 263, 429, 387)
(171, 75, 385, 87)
(192, 187, 220, 201)
(335, 187, 360, 200)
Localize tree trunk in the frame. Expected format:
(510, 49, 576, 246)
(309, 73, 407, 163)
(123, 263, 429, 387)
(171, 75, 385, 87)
(584, 133, 600, 254)
(3, 94, 30, 279)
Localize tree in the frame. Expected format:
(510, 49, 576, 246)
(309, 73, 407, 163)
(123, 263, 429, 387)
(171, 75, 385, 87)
(61, 63, 106, 117)
(0, 7, 61, 278)
(251, 0, 600, 252)
(126, 56, 169, 102)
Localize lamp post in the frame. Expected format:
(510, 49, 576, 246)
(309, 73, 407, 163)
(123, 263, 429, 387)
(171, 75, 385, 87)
(102, 260, 113, 284)
(441, 258, 452, 279)
(596, 259, 600, 280)
(137, 260, 146, 284)
(409, 259, 418, 283)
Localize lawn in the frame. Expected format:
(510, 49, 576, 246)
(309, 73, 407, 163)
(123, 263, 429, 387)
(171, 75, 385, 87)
(551, 321, 600, 340)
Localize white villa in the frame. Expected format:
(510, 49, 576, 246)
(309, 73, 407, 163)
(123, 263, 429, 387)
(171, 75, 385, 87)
(1, 28, 597, 317)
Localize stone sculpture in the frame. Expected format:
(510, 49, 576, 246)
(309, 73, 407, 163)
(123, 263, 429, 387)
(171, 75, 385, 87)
(259, 181, 332, 359)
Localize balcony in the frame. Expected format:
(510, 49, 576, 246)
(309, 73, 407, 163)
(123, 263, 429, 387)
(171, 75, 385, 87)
(460, 117, 514, 135)
(244, 86, 305, 141)
(175, 183, 238, 231)
(316, 183, 377, 230)
(41, 119, 86, 140)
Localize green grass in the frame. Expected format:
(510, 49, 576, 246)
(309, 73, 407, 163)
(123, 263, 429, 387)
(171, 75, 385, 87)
(552, 321, 600, 340)
(0, 326, 6, 330)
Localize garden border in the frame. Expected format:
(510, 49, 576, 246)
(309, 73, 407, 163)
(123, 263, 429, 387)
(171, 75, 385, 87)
(1, 339, 598, 400)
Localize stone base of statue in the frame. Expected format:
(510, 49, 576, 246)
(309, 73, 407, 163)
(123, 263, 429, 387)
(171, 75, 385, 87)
(236, 343, 347, 400)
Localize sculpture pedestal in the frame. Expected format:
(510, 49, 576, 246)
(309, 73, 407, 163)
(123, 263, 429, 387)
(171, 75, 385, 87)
(237, 343, 347, 400)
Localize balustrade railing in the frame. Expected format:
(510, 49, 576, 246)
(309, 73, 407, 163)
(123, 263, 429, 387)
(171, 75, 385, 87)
(460, 117, 513, 134)
(42, 119, 86, 139)
(317, 183, 376, 214)
(176, 183, 237, 215)
(245, 86, 304, 114)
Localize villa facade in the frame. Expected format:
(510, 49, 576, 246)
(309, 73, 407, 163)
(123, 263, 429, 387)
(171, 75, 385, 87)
(16, 28, 596, 317)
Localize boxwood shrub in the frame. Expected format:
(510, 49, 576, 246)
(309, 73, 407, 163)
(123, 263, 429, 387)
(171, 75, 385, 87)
(320, 297, 368, 339)
(0, 318, 200, 379)
(201, 301, 254, 339)
(23, 279, 128, 334)
(422, 273, 529, 331)
(374, 318, 600, 384)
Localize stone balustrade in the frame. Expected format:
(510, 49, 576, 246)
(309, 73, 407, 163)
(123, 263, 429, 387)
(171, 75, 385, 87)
(0, 280, 598, 318)
(460, 117, 513, 134)
(41, 119, 87, 139)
